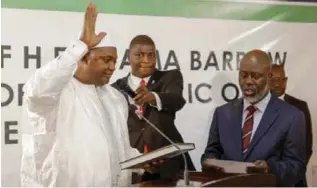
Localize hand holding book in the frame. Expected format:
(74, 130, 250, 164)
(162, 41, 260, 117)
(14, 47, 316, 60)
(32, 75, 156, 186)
(246, 160, 269, 173)
(143, 160, 165, 174)
(202, 158, 269, 174)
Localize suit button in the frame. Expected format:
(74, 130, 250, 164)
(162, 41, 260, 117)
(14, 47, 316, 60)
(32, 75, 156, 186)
(142, 128, 145, 131)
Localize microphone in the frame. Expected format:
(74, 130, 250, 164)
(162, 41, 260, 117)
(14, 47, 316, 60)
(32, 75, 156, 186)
(116, 79, 137, 98)
(131, 105, 190, 186)
(116, 79, 160, 109)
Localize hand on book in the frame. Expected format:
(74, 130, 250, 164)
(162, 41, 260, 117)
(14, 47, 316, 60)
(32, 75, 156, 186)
(202, 159, 225, 173)
(246, 160, 269, 173)
(143, 160, 165, 174)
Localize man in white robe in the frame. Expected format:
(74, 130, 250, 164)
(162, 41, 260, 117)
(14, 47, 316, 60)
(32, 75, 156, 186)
(20, 3, 140, 187)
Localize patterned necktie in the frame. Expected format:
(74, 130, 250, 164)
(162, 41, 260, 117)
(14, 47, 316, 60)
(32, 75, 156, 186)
(242, 105, 257, 154)
(138, 79, 146, 113)
(138, 79, 149, 153)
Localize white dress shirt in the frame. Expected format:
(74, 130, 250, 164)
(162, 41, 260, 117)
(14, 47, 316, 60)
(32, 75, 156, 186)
(279, 94, 285, 101)
(242, 92, 271, 140)
(127, 73, 162, 111)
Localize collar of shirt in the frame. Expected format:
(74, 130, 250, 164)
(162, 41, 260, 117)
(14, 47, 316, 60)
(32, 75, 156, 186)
(129, 73, 151, 89)
(278, 94, 285, 101)
(243, 92, 271, 113)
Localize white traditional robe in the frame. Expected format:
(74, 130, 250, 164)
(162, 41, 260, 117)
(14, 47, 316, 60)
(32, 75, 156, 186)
(20, 39, 140, 187)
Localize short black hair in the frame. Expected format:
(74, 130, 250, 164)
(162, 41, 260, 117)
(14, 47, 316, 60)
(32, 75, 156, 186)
(129, 35, 155, 49)
(271, 64, 284, 69)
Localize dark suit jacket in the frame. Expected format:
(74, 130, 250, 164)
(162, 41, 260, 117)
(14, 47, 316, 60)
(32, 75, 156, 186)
(284, 94, 312, 187)
(112, 69, 196, 180)
(201, 95, 307, 186)
(284, 94, 312, 163)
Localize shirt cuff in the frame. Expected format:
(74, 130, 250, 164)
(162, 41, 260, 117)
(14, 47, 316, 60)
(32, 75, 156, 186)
(132, 168, 145, 175)
(151, 92, 162, 111)
(128, 92, 162, 111)
(62, 39, 88, 67)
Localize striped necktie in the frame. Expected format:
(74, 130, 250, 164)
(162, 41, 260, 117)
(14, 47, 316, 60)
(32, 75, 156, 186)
(242, 105, 257, 154)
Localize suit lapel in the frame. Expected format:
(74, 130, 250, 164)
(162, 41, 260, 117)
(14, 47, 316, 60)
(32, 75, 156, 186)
(244, 95, 280, 160)
(122, 74, 130, 84)
(284, 94, 292, 104)
(146, 69, 161, 90)
(230, 99, 244, 161)
(120, 74, 131, 102)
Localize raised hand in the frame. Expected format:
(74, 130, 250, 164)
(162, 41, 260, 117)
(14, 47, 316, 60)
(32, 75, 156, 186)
(80, 3, 106, 48)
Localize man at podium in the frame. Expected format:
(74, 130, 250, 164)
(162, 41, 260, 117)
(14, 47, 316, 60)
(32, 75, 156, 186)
(201, 49, 306, 186)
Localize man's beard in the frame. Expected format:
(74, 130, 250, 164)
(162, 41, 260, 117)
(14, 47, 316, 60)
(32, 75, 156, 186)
(243, 85, 269, 104)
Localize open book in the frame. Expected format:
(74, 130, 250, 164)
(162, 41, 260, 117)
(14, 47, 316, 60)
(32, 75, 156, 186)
(203, 159, 255, 174)
(120, 143, 195, 170)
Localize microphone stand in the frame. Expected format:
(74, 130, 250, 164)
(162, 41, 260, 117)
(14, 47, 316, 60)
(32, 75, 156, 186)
(115, 83, 191, 186)
(134, 108, 190, 186)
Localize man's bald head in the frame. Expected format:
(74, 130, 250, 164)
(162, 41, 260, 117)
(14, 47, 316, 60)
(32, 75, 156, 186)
(240, 49, 271, 73)
(239, 49, 271, 104)
(269, 64, 287, 97)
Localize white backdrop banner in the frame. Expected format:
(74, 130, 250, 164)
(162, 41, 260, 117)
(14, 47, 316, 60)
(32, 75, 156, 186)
(2, 0, 317, 186)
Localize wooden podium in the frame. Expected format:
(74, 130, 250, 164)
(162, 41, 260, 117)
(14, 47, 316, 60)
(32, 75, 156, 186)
(134, 171, 276, 187)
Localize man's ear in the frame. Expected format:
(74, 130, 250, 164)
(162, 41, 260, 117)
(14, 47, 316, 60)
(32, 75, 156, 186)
(284, 77, 288, 86)
(268, 73, 272, 79)
(127, 49, 132, 65)
(82, 53, 89, 64)
(83, 51, 94, 65)
(127, 49, 131, 57)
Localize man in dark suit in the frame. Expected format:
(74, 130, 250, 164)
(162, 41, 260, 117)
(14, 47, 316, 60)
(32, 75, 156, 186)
(269, 64, 312, 187)
(201, 49, 307, 186)
(112, 35, 195, 182)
